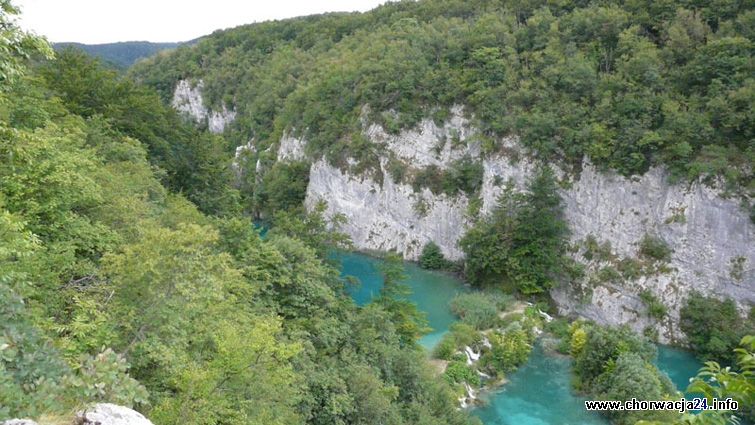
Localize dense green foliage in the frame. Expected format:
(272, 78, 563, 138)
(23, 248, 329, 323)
(449, 292, 513, 330)
(0, 7, 478, 423)
(686, 336, 755, 424)
(459, 167, 570, 294)
(571, 323, 678, 424)
(133, 0, 754, 207)
(680, 292, 755, 365)
(37, 49, 240, 217)
(639, 289, 668, 319)
(54, 42, 183, 69)
(640, 336, 755, 425)
(419, 241, 449, 270)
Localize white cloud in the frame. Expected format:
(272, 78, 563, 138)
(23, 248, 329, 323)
(16, 0, 388, 44)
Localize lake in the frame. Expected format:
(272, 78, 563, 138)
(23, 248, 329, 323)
(335, 250, 703, 425)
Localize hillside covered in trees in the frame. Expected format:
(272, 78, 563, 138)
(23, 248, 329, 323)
(132, 0, 753, 217)
(53, 42, 184, 69)
(1, 0, 754, 424)
(0, 2, 477, 423)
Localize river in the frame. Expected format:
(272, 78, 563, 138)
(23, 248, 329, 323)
(334, 251, 703, 425)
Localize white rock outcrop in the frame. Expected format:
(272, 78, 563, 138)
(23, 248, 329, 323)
(269, 105, 754, 343)
(306, 159, 469, 260)
(172, 79, 236, 133)
(277, 133, 307, 162)
(2, 404, 154, 425)
(363, 105, 480, 169)
(76, 404, 154, 425)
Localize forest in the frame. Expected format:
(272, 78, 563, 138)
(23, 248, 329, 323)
(132, 0, 753, 218)
(1, 0, 753, 424)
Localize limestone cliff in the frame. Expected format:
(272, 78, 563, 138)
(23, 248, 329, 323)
(179, 87, 752, 343)
(295, 107, 753, 343)
(172, 79, 236, 134)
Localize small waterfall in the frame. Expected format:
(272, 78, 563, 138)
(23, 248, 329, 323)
(482, 337, 492, 349)
(464, 346, 480, 365)
(538, 309, 553, 322)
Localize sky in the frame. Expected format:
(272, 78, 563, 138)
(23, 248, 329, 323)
(16, 0, 389, 44)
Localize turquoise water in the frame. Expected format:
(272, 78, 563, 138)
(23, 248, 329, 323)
(656, 345, 703, 397)
(472, 343, 702, 425)
(335, 251, 703, 424)
(473, 342, 608, 425)
(334, 251, 465, 349)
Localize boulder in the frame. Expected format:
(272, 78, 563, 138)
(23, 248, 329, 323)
(76, 404, 153, 425)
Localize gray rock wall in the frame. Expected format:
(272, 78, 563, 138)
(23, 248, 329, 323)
(172, 79, 236, 134)
(302, 107, 753, 343)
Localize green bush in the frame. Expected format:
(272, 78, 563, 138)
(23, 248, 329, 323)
(448, 322, 483, 347)
(639, 235, 672, 262)
(450, 292, 504, 330)
(593, 353, 677, 425)
(573, 325, 656, 389)
(638, 289, 667, 319)
(680, 292, 755, 364)
(419, 241, 448, 270)
(488, 328, 531, 373)
(442, 156, 483, 196)
(444, 361, 481, 387)
(433, 334, 458, 360)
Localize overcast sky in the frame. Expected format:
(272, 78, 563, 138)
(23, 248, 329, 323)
(16, 0, 389, 44)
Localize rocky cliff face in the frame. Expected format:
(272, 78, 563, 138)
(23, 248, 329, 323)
(175, 79, 752, 343)
(172, 79, 236, 133)
(295, 107, 753, 343)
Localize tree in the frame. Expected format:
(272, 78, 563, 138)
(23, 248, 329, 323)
(680, 292, 754, 365)
(419, 241, 447, 269)
(460, 167, 569, 295)
(594, 352, 677, 425)
(0, 0, 53, 85)
(686, 336, 755, 424)
(377, 252, 430, 346)
(508, 166, 569, 294)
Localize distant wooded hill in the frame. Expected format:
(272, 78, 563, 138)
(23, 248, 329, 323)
(53, 41, 186, 68)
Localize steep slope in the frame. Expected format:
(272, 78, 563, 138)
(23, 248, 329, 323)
(132, 0, 755, 344)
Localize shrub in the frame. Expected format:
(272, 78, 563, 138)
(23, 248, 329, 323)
(638, 289, 667, 319)
(450, 292, 503, 330)
(433, 333, 457, 360)
(638, 234, 672, 262)
(596, 266, 622, 282)
(488, 328, 531, 373)
(593, 352, 677, 425)
(544, 318, 571, 354)
(442, 156, 483, 196)
(444, 361, 480, 386)
(680, 292, 755, 364)
(387, 157, 408, 183)
(419, 241, 448, 270)
(573, 325, 656, 389)
(570, 327, 588, 357)
(448, 322, 483, 347)
(617, 257, 643, 280)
